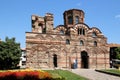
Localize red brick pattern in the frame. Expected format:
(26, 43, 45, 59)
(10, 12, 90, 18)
(26, 9, 110, 69)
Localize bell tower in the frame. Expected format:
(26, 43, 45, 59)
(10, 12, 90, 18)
(63, 9, 85, 28)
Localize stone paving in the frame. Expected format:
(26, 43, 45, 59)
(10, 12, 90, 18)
(71, 69, 120, 80)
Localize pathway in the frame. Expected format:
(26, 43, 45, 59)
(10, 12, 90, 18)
(72, 69, 120, 80)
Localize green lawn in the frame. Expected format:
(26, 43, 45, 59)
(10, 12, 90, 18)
(45, 69, 88, 80)
(101, 69, 120, 75)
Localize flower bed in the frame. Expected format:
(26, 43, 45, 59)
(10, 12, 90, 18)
(0, 69, 51, 80)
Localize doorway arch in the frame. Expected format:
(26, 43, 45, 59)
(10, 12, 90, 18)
(53, 54, 57, 67)
(81, 51, 89, 68)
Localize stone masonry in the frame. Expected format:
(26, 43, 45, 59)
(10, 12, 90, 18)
(26, 9, 109, 69)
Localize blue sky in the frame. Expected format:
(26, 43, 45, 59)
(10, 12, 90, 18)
(0, 0, 120, 48)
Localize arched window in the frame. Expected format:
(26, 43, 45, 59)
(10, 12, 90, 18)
(60, 30, 64, 34)
(78, 28, 80, 34)
(66, 39, 70, 44)
(75, 16, 79, 24)
(68, 16, 73, 24)
(80, 28, 82, 35)
(80, 40, 84, 46)
(38, 23, 43, 33)
(92, 32, 97, 37)
(78, 28, 85, 35)
(82, 29, 85, 35)
(38, 23, 43, 27)
(94, 41, 97, 47)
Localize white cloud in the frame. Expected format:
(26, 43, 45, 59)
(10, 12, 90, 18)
(115, 15, 120, 18)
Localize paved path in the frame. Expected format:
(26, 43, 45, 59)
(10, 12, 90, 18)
(72, 69, 120, 80)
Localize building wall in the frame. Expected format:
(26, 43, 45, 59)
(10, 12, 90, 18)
(26, 9, 110, 69)
(19, 48, 26, 68)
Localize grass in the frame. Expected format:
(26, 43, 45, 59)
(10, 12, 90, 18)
(95, 69, 120, 77)
(101, 69, 120, 75)
(44, 69, 88, 80)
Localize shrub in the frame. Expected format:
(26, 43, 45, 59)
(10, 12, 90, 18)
(0, 69, 67, 80)
(0, 69, 52, 80)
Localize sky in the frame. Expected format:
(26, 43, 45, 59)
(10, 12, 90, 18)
(0, 0, 120, 48)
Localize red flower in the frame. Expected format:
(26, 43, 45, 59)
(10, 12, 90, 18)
(0, 70, 51, 79)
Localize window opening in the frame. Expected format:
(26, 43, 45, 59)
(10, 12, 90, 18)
(60, 30, 64, 34)
(80, 40, 84, 46)
(66, 39, 70, 44)
(68, 16, 73, 24)
(82, 29, 85, 35)
(94, 41, 97, 47)
(75, 16, 79, 24)
(92, 32, 97, 37)
(78, 28, 85, 35)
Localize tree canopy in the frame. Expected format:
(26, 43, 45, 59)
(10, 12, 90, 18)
(115, 47, 120, 60)
(0, 37, 21, 70)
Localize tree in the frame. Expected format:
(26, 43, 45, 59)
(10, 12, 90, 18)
(0, 37, 21, 70)
(115, 47, 120, 60)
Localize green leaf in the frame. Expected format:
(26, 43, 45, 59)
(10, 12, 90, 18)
(0, 37, 21, 70)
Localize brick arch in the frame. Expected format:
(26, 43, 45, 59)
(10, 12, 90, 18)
(45, 35, 54, 40)
(69, 47, 78, 56)
(30, 44, 48, 53)
(61, 48, 68, 56)
(55, 35, 64, 41)
(49, 45, 61, 53)
(92, 38, 99, 42)
(35, 34, 45, 40)
(48, 46, 62, 61)
(92, 47, 98, 53)
(74, 23, 89, 31)
(62, 48, 68, 52)
(92, 47, 108, 55)
(48, 45, 61, 55)
(85, 48, 91, 56)
(70, 27, 77, 33)
(80, 50, 88, 53)
(81, 50, 89, 68)
(55, 25, 66, 31)
(91, 27, 102, 34)
(99, 47, 108, 54)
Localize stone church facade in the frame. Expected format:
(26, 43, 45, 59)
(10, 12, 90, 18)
(26, 9, 109, 69)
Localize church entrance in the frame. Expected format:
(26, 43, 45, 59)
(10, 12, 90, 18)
(81, 51, 89, 68)
(53, 54, 57, 67)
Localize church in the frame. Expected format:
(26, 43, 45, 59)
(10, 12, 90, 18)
(26, 9, 109, 69)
